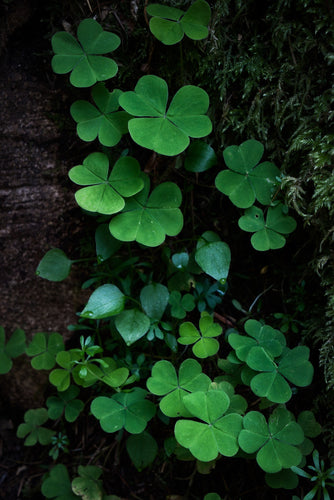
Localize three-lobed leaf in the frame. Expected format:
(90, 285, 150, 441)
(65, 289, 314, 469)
(26, 332, 64, 370)
(119, 75, 212, 156)
(0, 327, 26, 374)
(69, 153, 144, 215)
(17, 408, 55, 446)
(109, 176, 183, 247)
(70, 84, 130, 146)
(51, 19, 120, 87)
(147, 1, 211, 45)
(178, 311, 222, 358)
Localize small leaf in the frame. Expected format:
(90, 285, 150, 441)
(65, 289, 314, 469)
(178, 311, 222, 358)
(126, 432, 158, 470)
(195, 231, 231, 282)
(26, 332, 64, 370)
(71, 465, 103, 500)
(81, 284, 125, 319)
(36, 249, 72, 282)
(95, 224, 122, 262)
(140, 283, 169, 320)
(17, 408, 55, 446)
(0, 327, 26, 374)
(115, 309, 150, 345)
(41, 464, 77, 500)
(184, 141, 217, 172)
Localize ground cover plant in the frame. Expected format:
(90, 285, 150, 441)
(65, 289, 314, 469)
(2, 1, 333, 498)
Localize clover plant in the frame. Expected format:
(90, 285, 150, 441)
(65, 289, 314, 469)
(147, 1, 211, 45)
(41, 464, 77, 500)
(0, 326, 26, 374)
(70, 84, 129, 146)
(178, 311, 222, 358)
(46, 386, 84, 423)
(26, 332, 65, 370)
(118, 75, 212, 155)
(238, 203, 297, 251)
(51, 19, 120, 87)
(17, 408, 55, 446)
(68, 152, 144, 215)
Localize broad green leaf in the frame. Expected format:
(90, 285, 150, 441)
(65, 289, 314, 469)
(195, 231, 231, 282)
(41, 464, 77, 500)
(91, 387, 156, 434)
(238, 408, 304, 473)
(51, 19, 120, 87)
(215, 139, 280, 208)
(0, 327, 26, 374)
(184, 140, 217, 172)
(16, 408, 55, 446)
(147, 1, 211, 45)
(126, 432, 158, 471)
(36, 249, 72, 281)
(70, 84, 130, 146)
(238, 204, 297, 251)
(109, 176, 183, 247)
(146, 358, 211, 417)
(69, 153, 144, 215)
(115, 309, 150, 345)
(25, 332, 64, 370)
(140, 283, 169, 320)
(178, 311, 222, 358)
(81, 284, 125, 319)
(46, 386, 84, 422)
(119, 75, 212, 156)
(175, 391, 243, 461)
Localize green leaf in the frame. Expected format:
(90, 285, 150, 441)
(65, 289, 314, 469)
(297, 411, 322, 438)
(49, 351, 80, 392)
(265, 469, 299, 490)
(16, 408, 55, 446)
(46, 386, 84, 422)
(36, 249, 73, 282)
(80, 284, 125, 319)
(109, 176, 183, 247)
(174, 391, 243, 461)
(178, 311, 222, 358)
(215, 139, 280, 208)
(203, 495, 222, 500)
(147, 1, 211, 45)
(126, 432, 158, 471)
(184, 140, 217, 172)
(26, 332, 64, 370)
(71, 466, 103, 500)
(238, 204, 297, 251)
(51, 19, 120, 87)
(41, 464, 77, 500)
(0, 327, 26, 374)
(195, 231, 231, 282)
(119, 75, 212, 156)
(115, 309, 151, 346)
(70, 84, 130, 146)
(140, 283, 169, 320)
(69, 153, 144, 215)
(169, 291, 195, 319)
(146, 358, 211, 417)
(95, 224, 122, 262)
(238, 408, 304, 473)
(91, 387, 156, 434)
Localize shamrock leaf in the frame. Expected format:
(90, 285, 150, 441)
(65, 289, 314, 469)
(51, 19, 120, 87)
(247, 345, 314, 403)
(25, 332, 64, 370)
(169, 290, 195, 319)
(109, 176, 183, 247)
(0, 327, 26, 374)
(119, 75, 212, 156)
(41, 464, 77, 500)
(195, 231, 231, 282)
(212, 381, 248, 415)
(146, 358, 211, 417)
(36, 249, 73, 282)
(174, 390, 243, 461)
(147, 1, 211, 45)
(70, 84, 130, 146)
(91, 387, 156, 434)
(16, 408, 55, 446)
(228, 319, 286, 363)
(46, 386, 84, 423)
(215, 139, 281, 208)
(238, 204, 297, 251)
(178, 311, 222, 358)
(49, 351, 81, 392)
(69, 153, 144, 215)
(238, 408, 304, 473)
(80, 284, 125, 319)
